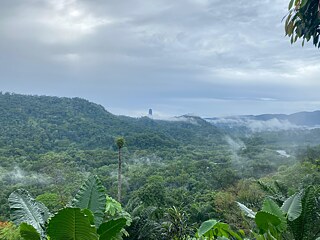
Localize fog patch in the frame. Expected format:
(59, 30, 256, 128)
(224, 136, 246, 165)
(150, 114, 203, 125)
(247, 119, 300, 132)
(276, 150, 291, 158)
(0, 166, 50, 185)
(225, 136, 246, 152)
(130, 153, 163, 165)
(208, 117, 302, 132)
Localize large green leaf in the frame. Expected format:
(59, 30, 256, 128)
(281, 193, 302, 221)
(197, 219, 217, 237)
(8, 189, 49, 239)
(262, 198, 287, 232)
(300, 0, 308, 8)
(19, 223, 41, 240)
(214, 222, 242, 240)
(97, 218, 127, 240)
(255, 211, 281, 233)
(47, 207, 98, 240)
(72, 175, 106, 227)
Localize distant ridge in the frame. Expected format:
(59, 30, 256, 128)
(206, 110, 320, 127)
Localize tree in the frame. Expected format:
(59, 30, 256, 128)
(285, 0, 320, 47)
(116, 137, 125, 203)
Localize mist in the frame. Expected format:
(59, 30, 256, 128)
(0, 166, 50, 185)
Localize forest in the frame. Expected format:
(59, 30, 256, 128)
(0, 93, 320, 240)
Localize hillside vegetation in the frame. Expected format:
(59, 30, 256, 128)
(0, 93, 320, 239)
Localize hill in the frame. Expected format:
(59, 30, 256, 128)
(1, 92, 320, 239)
(0, 92, 223, 154)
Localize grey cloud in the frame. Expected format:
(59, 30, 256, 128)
(0, 0, 319, 117)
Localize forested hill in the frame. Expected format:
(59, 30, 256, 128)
(0, 93, 223, 153)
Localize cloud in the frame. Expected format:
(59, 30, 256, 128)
(0, 0, 319, 117)
(209, 117, 302, 132)
(0, 166, 50, 185)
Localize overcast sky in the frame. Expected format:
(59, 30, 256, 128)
(1, 0, 320, 117)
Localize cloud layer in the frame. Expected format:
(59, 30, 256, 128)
(1, 0, 319, 117)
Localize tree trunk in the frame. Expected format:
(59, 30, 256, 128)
(117, 148, 122, 203)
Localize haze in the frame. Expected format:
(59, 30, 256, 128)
(1, 0, 320, 117)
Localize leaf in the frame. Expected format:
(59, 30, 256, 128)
(236, 202, 256, 218)
(47, 207, 98, 240)
(261, 199, 287, 232)
(300, 0, 308, 8)
(105, 196, 122, 217)
(197, 219, 217, 237)
(215, 222, 242, 240)
(19, 223, 41, 240)
(255, 211, 281, 233)
(281, 193, 302, 221)
(288, 0, 295, 9)
(82, 209, 95, 226)
(97, 218, 127, 240)
(73, 175, 106, 227)
(287, 21, 294, 36)
(8, 189, 49, 239)
(37, 201, 51, 223)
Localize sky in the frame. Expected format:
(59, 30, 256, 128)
(1, 0, 320, 118)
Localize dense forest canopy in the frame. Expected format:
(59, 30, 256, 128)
(0, 93, 320, 239)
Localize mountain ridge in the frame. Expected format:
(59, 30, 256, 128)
(0, 93, 223, 152)
(206, 110, 320, 127)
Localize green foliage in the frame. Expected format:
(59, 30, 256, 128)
(196, 219, 242, 240)
(8, 175, 128, 240)
(72, 175, 106, 227)
(19, 223, 40, 240)
(8, 189, 50, 239)
(2, 93, 320, 239)
(116, 138, 125, 149)
(125, 203, 163, 240)
(261, 199, 287, 232)
(47, 208, 98, 240)
(97, 218, 127, 240)
(105, 196, 123, 217)
(287, 186, 320, 240)
(281, 193, 302, 221)
(255, 212, 281, 234)
(0, 222, 22, 240)
(36, 193, 62, 213)
(238, 185, 320, 240)
(197, 219, 218, 237)
(163, 206, 191, 240)
(285, 0, 320, 47)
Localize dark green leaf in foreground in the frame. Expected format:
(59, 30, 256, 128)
(72, 175, 106, 227)
(97, 218, 127, 240)
(255, 211, 281, 233)
(47, 207, 98, 240)
(19, 223, 41, 240)
(262, 198, 287, 232)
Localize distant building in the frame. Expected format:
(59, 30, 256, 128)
(148, 109, 153, 116)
